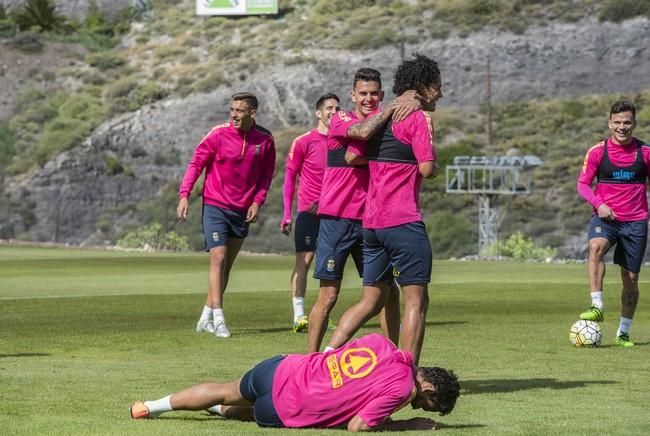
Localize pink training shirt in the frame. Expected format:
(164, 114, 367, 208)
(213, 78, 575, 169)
(282, 128, 328, 225)
(577, 137, 650, 222)
(318, 111, 370, 220)
(357, 110, 435, 229)
(179, 121, 276, 212)
(272, 333, 415, 428)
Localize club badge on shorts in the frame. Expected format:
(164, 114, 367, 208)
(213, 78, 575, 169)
(327, 259, 336, 272)
(305, 236, 312, 247)
(212, 232, 220, 242)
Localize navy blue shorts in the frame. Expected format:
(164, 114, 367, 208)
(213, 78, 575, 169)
(588, 216, 648, 273)
(294, 211, 320, 253)
(363, 221, 432, 286)
(313, 216, 363, 280)
(202, 204, 249, 250)
(239, 355, 285, 428)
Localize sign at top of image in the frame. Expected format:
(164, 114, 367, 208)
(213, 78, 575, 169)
(196, 0, 278, 16)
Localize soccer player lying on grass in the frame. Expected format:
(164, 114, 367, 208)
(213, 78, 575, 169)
(130, 333, 460, 431)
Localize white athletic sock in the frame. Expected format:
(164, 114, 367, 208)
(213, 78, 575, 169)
(144, 394, 172, 417)
(590, 291, 604, 310)
(206, 404, 224, 416)
(617, 317, 633, 336)
(200, 305, 213, 321)
(292, 297, 305, 321)
(213, 308, 225, 323)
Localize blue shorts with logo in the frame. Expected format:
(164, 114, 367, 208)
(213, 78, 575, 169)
(363, 221, 432, 286)
(294, 211, 320, 253)
(588, 215, 648, 273)
(239, 355, 285, 428)
(313, 216, 363, 280)
(202, 204, 249, 251)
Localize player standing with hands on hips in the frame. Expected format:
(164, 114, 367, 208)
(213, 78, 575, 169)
(577, 100, 649, 347)
(177, 92, 275, 338)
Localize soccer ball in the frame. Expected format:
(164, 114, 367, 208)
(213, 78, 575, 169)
(569, 320, 602, 347)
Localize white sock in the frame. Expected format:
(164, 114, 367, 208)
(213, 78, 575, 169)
(200, 305, 213, 321)
(144, 394, 172, 417)
(206, 404, 224, 416)
(590, 291, 604, 310)
(292, 297, 305, 321)
(617, 317, 633, 336)
(213, 308, 225, 323)
(323, 346, 335, 353)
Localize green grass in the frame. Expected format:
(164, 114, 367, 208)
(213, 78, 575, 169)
(1, 246, 648, 435)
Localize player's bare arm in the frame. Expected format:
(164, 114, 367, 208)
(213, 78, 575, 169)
(346, 108, 395, 141)
(246, 202, 260, 223)
(347, 415, 437, 432)
(345, 149, 368, 166)
(176, 197, 189, 221)
(597, 203, 616, 220)
(418, 161, 438, 179)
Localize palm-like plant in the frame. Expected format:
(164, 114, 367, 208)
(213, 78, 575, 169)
(15, 0, 66, 32)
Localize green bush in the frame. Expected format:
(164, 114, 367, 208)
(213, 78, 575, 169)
(192, 72, 228, 93)
(0, 123, 16, 165)
(85, 51, 126, 70)
(485, 232, 557, 260)
(117, 223, 190, 251)
(14, 0, 66, 32)
(426, 210, 475, 258)
(105, 76, 139, 100)
(135, 81, 169, 105)
(598, 0, 650, 22)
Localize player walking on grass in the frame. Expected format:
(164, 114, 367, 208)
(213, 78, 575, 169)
(130, 333, 460, 431)
(177, 92, 275, 338)
(326, 54, 441, 365)
(577, 100, 648, 347)
(308, 68, 419, 353)
(281, 93, 340, 333)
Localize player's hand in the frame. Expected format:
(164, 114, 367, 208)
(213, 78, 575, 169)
(307, 202, 318, 215)
(392, 90, 422, 122)
(176, 197, 189, 221)
(281, 219, 292, 235)
(246, 203, 260, 223)
(597, 204, 616, 221)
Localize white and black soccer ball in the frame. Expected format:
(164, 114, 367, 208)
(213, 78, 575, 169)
(569, 320, 602, 347)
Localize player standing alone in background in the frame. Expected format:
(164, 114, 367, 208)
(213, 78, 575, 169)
(177, 92, 276, 338)
(281, 94, 340, 333)
(130, 333, 460, 431)
(327, 54, 442, 364)
(577, 100, 649, 347)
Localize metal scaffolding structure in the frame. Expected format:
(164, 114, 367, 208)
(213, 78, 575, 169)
(445, 155, 543, 255)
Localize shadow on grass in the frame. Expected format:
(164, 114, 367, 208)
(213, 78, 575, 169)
(461, 378, 617, 394)
(365, 320, 468, 328)
(598, 341, 648, 348)
(0, 353, 50, 359)
(437, 423, 487, 430)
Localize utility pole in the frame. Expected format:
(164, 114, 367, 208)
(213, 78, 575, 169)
(486, 55, 493, 146)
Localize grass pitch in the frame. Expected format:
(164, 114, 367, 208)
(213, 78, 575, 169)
(1, 245, 648, 435)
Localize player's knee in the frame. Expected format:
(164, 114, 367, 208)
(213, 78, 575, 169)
(588, 240, 608, 256)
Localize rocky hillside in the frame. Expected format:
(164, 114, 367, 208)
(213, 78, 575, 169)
(1, 1, 650, 257)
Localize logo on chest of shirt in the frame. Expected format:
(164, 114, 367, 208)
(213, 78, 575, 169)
(327, 347, 378, 389)
(612, 169, 636, 180)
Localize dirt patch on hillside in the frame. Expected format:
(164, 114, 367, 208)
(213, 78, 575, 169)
(0, 39, 86, 121)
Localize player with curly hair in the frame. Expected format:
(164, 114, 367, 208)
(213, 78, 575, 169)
(326, 54, 443, 364)
(130, 333, 460, 431)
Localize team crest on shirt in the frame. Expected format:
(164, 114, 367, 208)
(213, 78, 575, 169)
(254, 144, 261, 155)
(212, 232, 220, 242)
(326, 259, 336, 272)
(327, 348, 378, 389)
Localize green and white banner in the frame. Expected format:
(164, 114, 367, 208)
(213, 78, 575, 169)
(196, 0, 278, 15)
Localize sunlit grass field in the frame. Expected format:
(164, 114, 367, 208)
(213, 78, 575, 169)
(1, 245, 648, 435)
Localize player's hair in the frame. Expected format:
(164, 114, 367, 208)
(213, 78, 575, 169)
(392, 53, 441, 96)
(610, 100, 635, 119)
(315, 93, 340, 110)
(420, 367, 460, 416)
(231, 92, 258, 110)
(353, 68, 382, 89)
